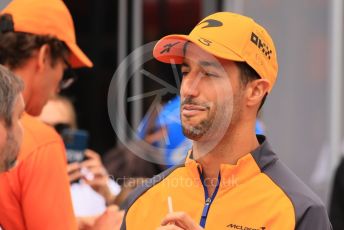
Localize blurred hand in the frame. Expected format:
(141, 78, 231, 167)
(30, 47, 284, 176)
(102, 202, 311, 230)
(157, 212, 203, 230)
(80, 150, 116, 204)
(66, 149, 117, 204)
(91, 205, 124, 230)
(77, 216, 98, 230)
(77, 206, 124, 230)
(67, 162, 82, 183)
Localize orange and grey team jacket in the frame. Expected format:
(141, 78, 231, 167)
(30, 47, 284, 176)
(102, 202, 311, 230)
(121, 135, 332, 230)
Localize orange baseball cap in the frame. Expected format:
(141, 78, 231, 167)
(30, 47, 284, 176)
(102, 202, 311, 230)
(1, 0, 93, 68)
(153, 12, 278, 91)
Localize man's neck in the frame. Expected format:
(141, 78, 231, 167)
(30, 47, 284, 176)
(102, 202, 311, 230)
(193, 120, 259, 181)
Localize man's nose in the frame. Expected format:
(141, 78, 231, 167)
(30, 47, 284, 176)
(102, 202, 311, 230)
(180, 72, 201, 98)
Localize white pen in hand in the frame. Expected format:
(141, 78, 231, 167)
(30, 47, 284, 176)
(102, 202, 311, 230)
(168, 196, 173, 213)
(167, 195, 175, 225)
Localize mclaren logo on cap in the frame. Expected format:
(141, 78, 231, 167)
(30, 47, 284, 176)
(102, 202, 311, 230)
(198, 19, 223, 29)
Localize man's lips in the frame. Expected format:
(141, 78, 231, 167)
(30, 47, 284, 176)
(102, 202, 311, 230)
(181, 104, 208, 117)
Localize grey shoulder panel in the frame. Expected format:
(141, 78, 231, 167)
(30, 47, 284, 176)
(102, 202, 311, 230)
(120, 164, 184, 230)
(252, 135, 332, 229)
(264, 159, 331, 229)
(296, 201, 333, 230)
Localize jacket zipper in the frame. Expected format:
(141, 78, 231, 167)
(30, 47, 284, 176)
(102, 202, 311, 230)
(198, 167, 221, 228)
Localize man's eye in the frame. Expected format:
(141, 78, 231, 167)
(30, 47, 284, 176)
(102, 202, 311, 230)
(181, 71, 189, 77)
(204, 72, 217, 77)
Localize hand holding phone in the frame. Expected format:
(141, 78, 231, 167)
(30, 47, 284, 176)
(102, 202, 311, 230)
(61, 128, 89, 164)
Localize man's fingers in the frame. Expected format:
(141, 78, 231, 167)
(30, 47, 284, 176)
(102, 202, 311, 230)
(107, 207, 124, 227)
(86, 166, 107, 177)
(67, 163, 82, 182)
(106, 205, 119, 211)
(67, 162, 80, 173)
(84, 178, 106, 186)
(161, 212, 202, 230)
(81, 159, 101, 168)
(90, 206, 124, 230)
(84, 149, 101, 160)
(161, 212, 189, 226)
(157, 225, 184, 230)
(82, 150, 102, 169)
(82, 168, 107, 185)
(69, 170, 83, 182)
(111, 211, 125, 229)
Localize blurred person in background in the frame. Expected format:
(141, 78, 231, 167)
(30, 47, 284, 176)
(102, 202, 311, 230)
(103, 108, 166, 206)
(39, 96, 121, 217)
(329, 156, 344, 229)
(0, 0, 123, 229)
(137, 95, 192, 167)
(0, 65, 24, 173)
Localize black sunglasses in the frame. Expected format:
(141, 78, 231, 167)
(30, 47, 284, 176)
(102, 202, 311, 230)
(54, 123, 72, 134)
(60, 60, 78, 90)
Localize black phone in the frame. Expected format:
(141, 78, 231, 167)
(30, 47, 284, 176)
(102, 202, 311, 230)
(61, 129, 89, 163)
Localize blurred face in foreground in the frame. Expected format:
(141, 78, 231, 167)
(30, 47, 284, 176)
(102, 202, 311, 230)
(26, 46, 67, 116)
(0, 94, 25, 172)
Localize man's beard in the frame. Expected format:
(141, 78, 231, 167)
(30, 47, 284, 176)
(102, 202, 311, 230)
(181, 96, 235, 141)
(0, 129, 20, 172)
(182, 118, 212, 141)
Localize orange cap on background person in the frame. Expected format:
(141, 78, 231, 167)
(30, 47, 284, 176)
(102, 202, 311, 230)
(1, 0, 93, 68)
(153, 12, 278, 91)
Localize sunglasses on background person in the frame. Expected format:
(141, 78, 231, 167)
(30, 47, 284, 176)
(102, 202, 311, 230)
(60, 59, 78, 90)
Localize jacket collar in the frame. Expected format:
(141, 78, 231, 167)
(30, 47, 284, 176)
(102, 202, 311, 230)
(184, 135, 278, 189)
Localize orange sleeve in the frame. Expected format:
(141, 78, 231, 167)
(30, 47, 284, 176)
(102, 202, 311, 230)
(18, 140, 77, 230)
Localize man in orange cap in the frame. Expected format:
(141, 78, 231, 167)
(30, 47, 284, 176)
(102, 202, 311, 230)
(121, 12, 332, 230)
(0, 0, 93, 229)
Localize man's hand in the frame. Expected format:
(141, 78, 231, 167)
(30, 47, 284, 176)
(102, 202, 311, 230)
(91, 205, 124, 230)
(77, 206, 124, 230)
(81, 150, 116, 204)
(67, 161, 82, 183)
(157, 212, 204, 230)
(67, 149, 117, 204)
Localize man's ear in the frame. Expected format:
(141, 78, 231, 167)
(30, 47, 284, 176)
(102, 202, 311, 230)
(36, 44, 51, 72)
(246, 79, 270, 108)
